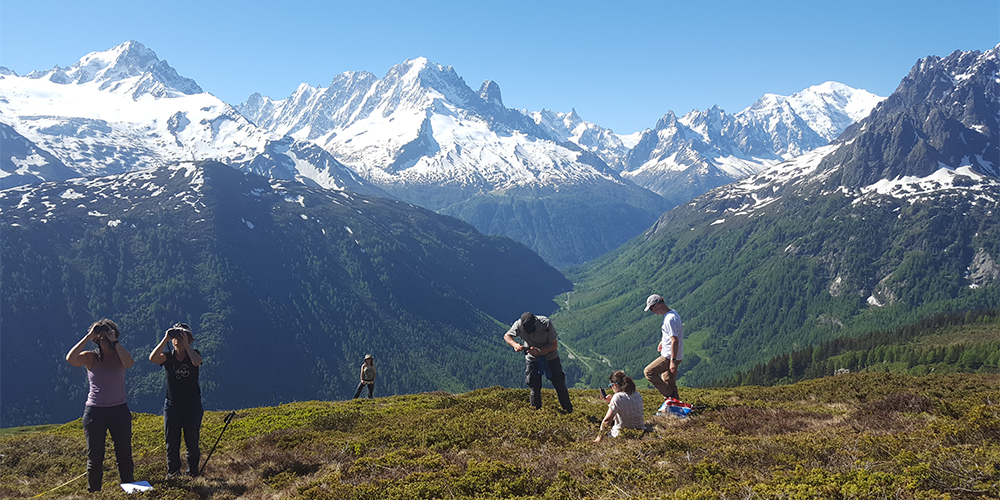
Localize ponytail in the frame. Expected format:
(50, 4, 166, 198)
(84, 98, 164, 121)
(609, 370, 636, 395)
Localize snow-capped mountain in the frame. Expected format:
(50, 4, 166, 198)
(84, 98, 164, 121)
(0, 41, 887, 268)
(237, 57, 633, 207)
(0, 121, 78, 188)
(564, 46, 999, 388)
(672, 47, 997, 225)
(0, 41, 384, 196)
(622, 83, 884, 205)
(237, 57, 669, 267)
(524, 108, 632, 171)
(742, 81, 884, 151)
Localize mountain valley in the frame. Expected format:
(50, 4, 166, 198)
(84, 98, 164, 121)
(1, 41, 997, 429)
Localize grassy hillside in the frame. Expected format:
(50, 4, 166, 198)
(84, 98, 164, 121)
(3, 373, 998, 499)
(715, 310, 1000, 386)
(553, 191, 1000, 389)
(0, 162, 571, 426)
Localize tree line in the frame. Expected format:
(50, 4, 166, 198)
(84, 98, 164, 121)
(710, 309, 1000, 387)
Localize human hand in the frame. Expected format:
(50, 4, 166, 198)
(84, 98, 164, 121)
(593, 435, 603, 443)
(527, 346, 540, 356)
(656, 343, 662, 352)
(91, 325, 114, 342)
(513, 344, 524, 352)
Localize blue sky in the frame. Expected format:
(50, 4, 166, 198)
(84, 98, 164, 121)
(2, 0, 997, 134)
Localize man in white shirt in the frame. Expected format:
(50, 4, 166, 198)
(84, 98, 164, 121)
(642, 294, 683, 402)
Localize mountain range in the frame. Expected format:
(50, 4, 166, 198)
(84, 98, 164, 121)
(554, 45, 1000, 388)
(0, 161, 571, 426)
(619, 82, 882, 205)
(0, 42, 384, 197)
(1, 40, 882, 267)
(4, 41, 992, 428)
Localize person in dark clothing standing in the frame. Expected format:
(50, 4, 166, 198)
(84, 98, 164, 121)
(353, 354, 376, 399)
(503, 311, 573, 413)
(65, 319, 136, 492)
(149, 323, 203, 478)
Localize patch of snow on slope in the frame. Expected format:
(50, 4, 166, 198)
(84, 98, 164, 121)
(862, 166, 995, 199)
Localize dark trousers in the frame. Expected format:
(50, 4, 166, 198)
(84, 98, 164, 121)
(164, 398, 203, 476)
(525, 356, 573, 413)
(82, 403, 134, 492)
(354, 381, 374, 399)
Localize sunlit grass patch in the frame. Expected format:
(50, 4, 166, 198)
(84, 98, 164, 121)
(3, 373, 998, 499)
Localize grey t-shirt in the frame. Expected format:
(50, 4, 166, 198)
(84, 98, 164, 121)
(506, 315, 559, 361)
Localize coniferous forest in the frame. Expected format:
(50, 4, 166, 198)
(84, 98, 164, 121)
(0, 162, 572, 426)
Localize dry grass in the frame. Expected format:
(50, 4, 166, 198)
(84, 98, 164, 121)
(2, 374, 999, 499)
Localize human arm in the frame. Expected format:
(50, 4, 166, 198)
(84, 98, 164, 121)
(149, 331, 171, 365)
(503, 323, 525, 352)
(526, 339, 559, 357)
(594, 405, 617, 443)
(598, 389, 613, 403)
(526, 320, 558, 356)
(669, 335, 680, 372)
(108, 329, 134, 369)
(176, 334, 202, 366)
(66, 329, 97, 369)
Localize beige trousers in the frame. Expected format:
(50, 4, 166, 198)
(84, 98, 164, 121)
(644, 356, 680, 400)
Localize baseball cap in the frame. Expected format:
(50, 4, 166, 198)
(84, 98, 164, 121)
(520, 311, 537, 333)
(644, 294, 664, 311)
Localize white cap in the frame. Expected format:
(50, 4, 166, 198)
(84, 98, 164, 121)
(644, 294, 664, 311)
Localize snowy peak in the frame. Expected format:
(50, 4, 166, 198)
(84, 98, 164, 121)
(798, 81, 884, 123)
(817, 45, 999, 190)
(25, 40, 203, 98)
(478, 80, 503, 107)
(524, 108, 630, 170)
(0, 40, 384, 195)
(703, 46, 1000, 217)
(743, 81, 883, 143)
(237, 56, 605, 206)
(380, 57, 478, 109)
(618, 83, 884, 205)
(65, 40, 159, 84)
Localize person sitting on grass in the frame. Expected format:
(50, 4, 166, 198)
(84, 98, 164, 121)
(594, 370, 645, 442)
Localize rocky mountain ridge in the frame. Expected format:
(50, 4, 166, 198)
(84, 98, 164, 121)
(0, 40, 383, 196)
(556, 45, 999, 388)
(1, 40, 884, 268)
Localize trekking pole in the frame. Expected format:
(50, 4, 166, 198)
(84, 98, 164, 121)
(199, 411, 236, 476)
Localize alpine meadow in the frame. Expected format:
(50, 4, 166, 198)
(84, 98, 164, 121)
(1, 34, 999, 500)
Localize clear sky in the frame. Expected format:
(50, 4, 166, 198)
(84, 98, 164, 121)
(1, 1, 997, 134)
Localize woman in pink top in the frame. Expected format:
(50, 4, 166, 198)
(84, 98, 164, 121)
(66, 319, 136, 492)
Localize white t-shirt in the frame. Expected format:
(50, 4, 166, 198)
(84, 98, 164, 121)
(608, 391, 645, 435)
(660, 309, 683, 361)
